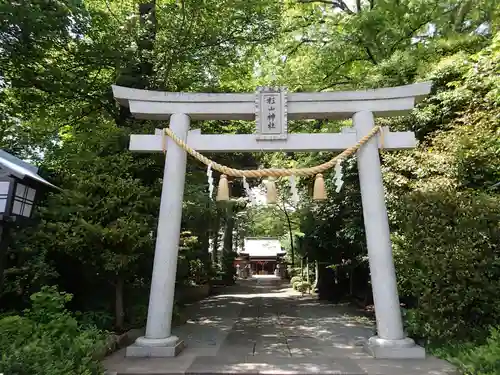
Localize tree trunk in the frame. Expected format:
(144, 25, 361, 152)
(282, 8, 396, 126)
(211, 214, 220, 265)
(454, 0, 472, 32)
(198, 216, 210, 260)
(138, 1, 157, 89)
(349, 266, 354, 296)
(317, 264, 337, 301)
(306, 257, 310, 284)
(221, 205, 235, 284)
(200, 230, 209, 258)
(313, 260, 319, 290)
(115, 276, 125, 331)
(114, 1, 156, 128)
(223, 213, 234, 256)
(356, 0, 361, 12)
(282, 205, 295, 268)
(198, 222, 210, 284)
(233, 222, 238, 253)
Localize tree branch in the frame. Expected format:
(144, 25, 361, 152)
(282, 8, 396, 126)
(364, 45, 377, 65)
(285, 38, 320, 56)
(387, 3, 455, 55)
(320, 81, 352, 91)
(282, 18, 326, 34)
(320, 57, 368, 87)
(105, 0, 122, 23)
(297, 0, 354, 14)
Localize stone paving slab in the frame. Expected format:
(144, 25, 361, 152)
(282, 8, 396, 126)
(186, 356, 366, 375)
(222, 332, 258, 345)
(355, 357, 456, 375)
(288, 347, 370, 360)
(247, 357, 367, 374)
(253, 342, 290, 356)
(103, 277, 457, 375)
(104, 350, 197, 374)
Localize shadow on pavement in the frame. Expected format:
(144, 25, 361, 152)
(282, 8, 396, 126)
(103, 277, 456, 375)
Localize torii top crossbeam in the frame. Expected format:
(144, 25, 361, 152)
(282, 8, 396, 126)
(113, 82, 431, 153)
(113, 82, 430, 121)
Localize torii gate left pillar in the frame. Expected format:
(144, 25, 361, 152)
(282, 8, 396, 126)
(113, 83, 431, 359)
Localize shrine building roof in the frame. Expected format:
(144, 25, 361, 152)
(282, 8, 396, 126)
(241, 238, 285, 258)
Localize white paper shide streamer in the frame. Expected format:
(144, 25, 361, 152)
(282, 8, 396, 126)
(243, 177, 255, 204)
(289, 175, 299, 204)
(207, 163, 214, 200)
(334, 160, 344, 193)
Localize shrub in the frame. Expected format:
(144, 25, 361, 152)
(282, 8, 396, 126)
(76, 310, 114, 330)
(290, 276, 302, 286)
(0, 286, 106, 375)
(295, 281, 311, 293)
(456, 328, 500, 375)
(432, 327, 500, 375)
(288, 268, 302, 277)
(394, 191, 500, 341)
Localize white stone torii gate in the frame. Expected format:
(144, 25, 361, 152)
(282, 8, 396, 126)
(112, 82, 431, 359)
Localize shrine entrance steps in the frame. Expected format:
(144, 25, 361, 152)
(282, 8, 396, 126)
(103, 276, 456, 375)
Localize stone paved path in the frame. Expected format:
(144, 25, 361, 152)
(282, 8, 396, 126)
(103, 276, 456, 374)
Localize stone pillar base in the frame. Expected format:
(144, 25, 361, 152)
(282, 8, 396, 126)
(125, 336, 185, 358)
(364, 336, 425, 359)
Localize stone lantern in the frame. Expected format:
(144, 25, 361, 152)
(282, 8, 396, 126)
(0, 150, 58, 289)
(0, 150, 58, 222)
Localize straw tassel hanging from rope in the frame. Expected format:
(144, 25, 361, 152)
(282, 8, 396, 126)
(313, 174, 327, 200)
(266, 178, 277, 204)
(289, 175, 299, 205)
(216, 174, 229, 201)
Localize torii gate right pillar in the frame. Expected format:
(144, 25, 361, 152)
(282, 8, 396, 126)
(354, 111, 425, 358)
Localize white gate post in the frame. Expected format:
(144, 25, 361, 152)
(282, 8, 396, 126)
(127, 113, 190, 357)
(353, 111, 424, 359)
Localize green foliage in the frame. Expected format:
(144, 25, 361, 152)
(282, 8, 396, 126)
(220, 251, 237, 285)
(188, 259, 208, 285)
(0, 286, 105, 375)
(288, 267, 302, 277)
(177, 231, 213, 286)
(432, 327, 500, 375)
(261, 0, 495, 91)
(243, 205, 292, 238)
(290, 276, 302, 286)
(455, 328, 500, 375)
(295, 281, 311, 293)
(297, 156, 366, 267)
(387, 35, 500, 343)
(1, 0, 283, 317)
(76, 311, 115, 330)
(395, 190, 500, 341)
(124, 303, 148, 328)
